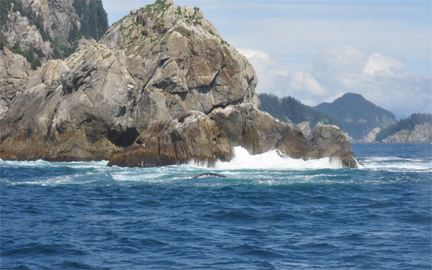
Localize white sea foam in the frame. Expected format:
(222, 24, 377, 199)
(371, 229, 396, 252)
(361, 156, 432, 172)
(215, 147, 344, 170)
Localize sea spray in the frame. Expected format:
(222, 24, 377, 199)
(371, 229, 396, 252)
(215, 147, 344, 170)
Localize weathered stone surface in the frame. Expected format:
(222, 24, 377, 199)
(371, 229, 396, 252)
(99, 0, 260, 115)
(209, 103, 291, 155)
(0, 47, 33, 119)
(273, 125, 360, 168)
(297, 121, 311, 137)
(308, 125, 353, 156)
(0, 44, 134, 161)
(308, 125, 359, 168)
(273, 129, 317, 159)
(108, 111, 233, 167)
(4, 9, 49, 58)
(1, 0, 259, 162)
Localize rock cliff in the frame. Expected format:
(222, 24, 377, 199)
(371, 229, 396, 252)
(1, 0, 360, 168)
(0, 0, 259, 161)
(108, 111, 233, 167)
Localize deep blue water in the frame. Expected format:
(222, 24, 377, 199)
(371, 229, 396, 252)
(1, 144, 431, 269)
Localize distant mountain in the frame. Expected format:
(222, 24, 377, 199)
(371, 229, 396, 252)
(258, 93, 340, 127)
(314, 93, 396, 139)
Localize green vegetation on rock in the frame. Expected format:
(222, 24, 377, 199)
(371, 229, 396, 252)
(0, 30, 8, 49)
(9, 43, 41, 70)
(73, 0, 108, 41)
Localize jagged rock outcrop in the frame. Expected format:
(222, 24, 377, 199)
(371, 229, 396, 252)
(108, 111, 233, 167)
(272, 125, 359, 168)
(383, 123, 432, 143)
(308, 125, 358, 168)
(209, 103, 291, 155)
(0, 0, 259, 161)
(297, 121, 311, 137)
(273, 129, 318, 160)
(0, 47, 33, 119)
(0, 0, 360, 168)
(99, 0, 259, 115)
(0, 44, 132, 161)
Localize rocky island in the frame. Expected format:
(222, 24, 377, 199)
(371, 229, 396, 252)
(0, 0, 360, 168)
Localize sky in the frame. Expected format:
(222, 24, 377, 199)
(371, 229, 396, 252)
(101, 0, 431, 117)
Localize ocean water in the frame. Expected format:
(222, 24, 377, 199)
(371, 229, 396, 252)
(1, 143, 431, 269)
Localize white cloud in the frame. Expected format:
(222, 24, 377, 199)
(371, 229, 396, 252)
(363, 53, 405, 76)
(239, 46, 431, 116)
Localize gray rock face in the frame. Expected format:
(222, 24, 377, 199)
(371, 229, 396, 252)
(297, 121, 311, 137)
(0, 44, 133, 160)
(273, 129, 317, 159)
(383, 123, 432, 143)
(4, 9, 50, 57)
(209, 103, 291, 155)
(0, 47, 33, 119)
(108, 111, 233, 167)
(308, 125, 359, 168)
(99, 1, 260, 115)
(0, 1, 259, 161)
(272, 125, 360, 168)
(308, 125, 353, 156)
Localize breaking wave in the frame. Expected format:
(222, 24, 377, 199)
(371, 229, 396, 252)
(215, 147, 344, 170)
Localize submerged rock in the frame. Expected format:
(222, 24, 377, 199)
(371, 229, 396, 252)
(192, 173, 227, 178)
(108, 111, 233, 167)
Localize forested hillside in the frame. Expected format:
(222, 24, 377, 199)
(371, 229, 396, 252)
(375, 113, 432, 142)
(259, 93, 340, 127)
(314, 93, 396, 139)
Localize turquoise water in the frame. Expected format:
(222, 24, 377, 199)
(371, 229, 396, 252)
(1, 144, 431, 269)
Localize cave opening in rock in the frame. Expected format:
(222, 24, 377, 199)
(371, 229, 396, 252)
(107, 128, 140, 147)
